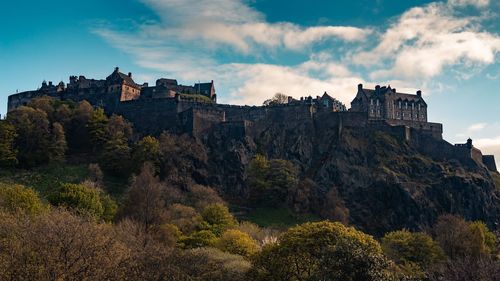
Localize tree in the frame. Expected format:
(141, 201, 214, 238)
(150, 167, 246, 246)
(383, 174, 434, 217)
(382, 230, 446, 276)
(266, 159, 298, 205)
(0, 183, 46, 215)
(201, 203, 237, 236)
(7, 106, 52, 167)
(180, 230, 218, 248)
(67, 101, 93, 152)
(251, 221, 394, 281)
(321, 187, 350, 224)
(87, 108, 109, 151)
(48, 122, 67, 161)
(247, 154, 270, 201)
(0, 121, 17, 167)
(99, 135, 132, 177)
(120, 162, 166, 232)
(49, 183, 105, 218)
(433, 215, 497, 260)
(263, 93, 289, 106)
(165, 203, 203, 233)
(246, 155, 298, 205)
(0, 209, 130, 280)
(177, 247, 251, 281)
(216, 229, 259, 258)
(132, 135, 160, 171)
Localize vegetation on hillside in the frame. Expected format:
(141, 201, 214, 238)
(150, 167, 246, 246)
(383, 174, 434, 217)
(0, 96, 499, 280)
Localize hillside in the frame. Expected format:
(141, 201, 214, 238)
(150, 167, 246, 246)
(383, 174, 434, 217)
(199, 110, 500, 235)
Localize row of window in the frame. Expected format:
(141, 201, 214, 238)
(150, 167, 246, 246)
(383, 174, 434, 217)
(370, 99, 425, 110)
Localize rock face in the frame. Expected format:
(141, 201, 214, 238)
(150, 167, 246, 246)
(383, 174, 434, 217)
(202, 112, 500, 236)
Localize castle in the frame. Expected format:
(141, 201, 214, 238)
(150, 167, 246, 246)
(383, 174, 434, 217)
(6, 67, 497, 172)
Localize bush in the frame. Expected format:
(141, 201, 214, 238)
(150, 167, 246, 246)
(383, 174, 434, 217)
(180, 230, 218, 248)
(382, 230, 445, 276)
(201, 203, 237, 236)
(0, 183, 46, 215)
(251, 221, 394, 281)
(49, 183, 104, 218)
(216, 229, 259, 257)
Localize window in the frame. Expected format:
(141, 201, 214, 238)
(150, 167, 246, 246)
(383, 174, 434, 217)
(399, 101, 402, 108)
(370, 99, 373, 106)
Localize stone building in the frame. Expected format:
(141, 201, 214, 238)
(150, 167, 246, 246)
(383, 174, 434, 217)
(350, 84, 427, 122)
(7, 67, 216, 111)
(288, 92, 347, 112)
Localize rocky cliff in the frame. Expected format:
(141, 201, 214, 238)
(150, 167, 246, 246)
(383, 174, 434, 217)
(201, 113, 500, 236)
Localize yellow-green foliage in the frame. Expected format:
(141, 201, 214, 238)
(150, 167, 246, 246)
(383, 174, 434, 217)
(251, 221, 393, 281)
(216, 229, 259, 257)
(201, 203, 237, 236)
(382, 230, 446, 275)
(180, 230, 218, 248)
(469, 221, 497, 256)
(49, 183, 117, 221)
(0, 183, 46, 215)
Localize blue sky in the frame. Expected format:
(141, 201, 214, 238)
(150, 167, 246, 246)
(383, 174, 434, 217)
(1, 0, 499, 166)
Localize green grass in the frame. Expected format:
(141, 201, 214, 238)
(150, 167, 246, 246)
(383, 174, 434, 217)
(0, 162, 89, 197)
(180, 94, 213, 103)
(245, 205, 320, 228)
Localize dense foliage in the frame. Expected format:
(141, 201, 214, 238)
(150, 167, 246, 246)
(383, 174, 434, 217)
(1, 96, 499, 280)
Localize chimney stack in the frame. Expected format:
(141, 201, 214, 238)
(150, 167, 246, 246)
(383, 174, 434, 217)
(128, 72, 132, 78)
(115, 67, 119, 72)
(358, 84, 363, 91)
(417, 90, 422, 97)
(375, 85, 380, 93)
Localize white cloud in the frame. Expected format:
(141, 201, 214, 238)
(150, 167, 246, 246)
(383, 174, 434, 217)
(467, 122, 487, 132)
(221, 63, 364, 105)
(474, 135, 500, 169)
(94, 0, 499, 107)
(447, 0, 490, 8)
(353, 2, 500, 80)
(132, 0, 370, 54)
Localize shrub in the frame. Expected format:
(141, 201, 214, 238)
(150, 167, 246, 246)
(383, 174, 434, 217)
(0, 183, 46, 215)
(50, 183, 104, 218)
(201, 203, 237, 236)
(216, 229, 259, 257)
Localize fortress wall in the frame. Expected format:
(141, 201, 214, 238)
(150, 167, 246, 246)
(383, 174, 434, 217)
(8, 91, 51, 111)
(191, 108, 226, 137)
(482, 155, 498, 172)
(386, 119, 443, 140)
(116, 99, 179, 135)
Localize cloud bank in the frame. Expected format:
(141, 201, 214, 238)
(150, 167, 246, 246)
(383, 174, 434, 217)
(93, 0, 499, 106)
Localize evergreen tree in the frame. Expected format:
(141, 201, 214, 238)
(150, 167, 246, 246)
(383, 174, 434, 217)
(0, 121, 18, 167)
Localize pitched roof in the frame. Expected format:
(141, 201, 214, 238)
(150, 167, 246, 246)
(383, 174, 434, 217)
(360, 85, 425, 104)
(194, 81, 214, 94)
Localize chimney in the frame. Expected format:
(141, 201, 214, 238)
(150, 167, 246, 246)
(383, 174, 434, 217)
(48, 81, 53, 86)
(393, 88, 396, 93)
(375, 85, 380, 93)
(417, 90, 422, 97)
(115, 66, 119, 72)
(128, 72, 132, 78)
(358, 84, 363, 91)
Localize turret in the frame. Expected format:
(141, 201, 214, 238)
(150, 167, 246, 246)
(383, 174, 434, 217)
(467, 138, 473, 149)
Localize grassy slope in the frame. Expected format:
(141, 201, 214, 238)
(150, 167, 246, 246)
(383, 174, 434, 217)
(244, 205, 320, 228)
(0, 163, 89, 197)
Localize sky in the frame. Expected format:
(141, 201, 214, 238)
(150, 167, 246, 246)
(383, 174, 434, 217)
(0, 0, 499, 167)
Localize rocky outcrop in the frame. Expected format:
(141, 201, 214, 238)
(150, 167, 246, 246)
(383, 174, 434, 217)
(203, 114, 500, 236)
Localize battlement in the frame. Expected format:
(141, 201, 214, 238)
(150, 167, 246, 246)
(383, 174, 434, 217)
(5, 69, 496, 172)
